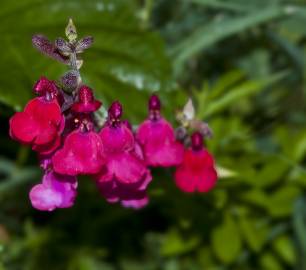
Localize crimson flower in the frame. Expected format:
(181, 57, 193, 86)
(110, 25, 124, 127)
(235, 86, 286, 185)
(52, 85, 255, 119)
(174, 132, 218, 193)
(9, 78, 64, 155)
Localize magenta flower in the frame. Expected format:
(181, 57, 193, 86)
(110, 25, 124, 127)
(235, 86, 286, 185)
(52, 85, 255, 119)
(29, 171, 77, 211)
(52, 128, 105, 176)
(174, 132, 218, 193)
(96, 102, 151, 208)
(9, 78, 64, 154)
(136, 95, 184, 167)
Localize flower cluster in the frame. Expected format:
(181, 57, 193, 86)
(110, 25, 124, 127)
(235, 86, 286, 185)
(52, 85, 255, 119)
(9, 20, 218, 211)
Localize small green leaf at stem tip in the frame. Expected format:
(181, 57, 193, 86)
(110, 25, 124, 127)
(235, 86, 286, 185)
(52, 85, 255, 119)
(65, 18, 77, 42)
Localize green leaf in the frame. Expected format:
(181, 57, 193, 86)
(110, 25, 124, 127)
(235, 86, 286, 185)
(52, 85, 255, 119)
(160, 229, 200, 257)
(188, 0, 251, 12)
(244, 155, 289, 188)
(273, 236, 296, 265)
(266, 186, 301, 217)
(211, 213, 242, 264)
(240, 188, 269, 209)
(259, 252, 283, 270)
(0, 0, 173, 118)
(171, 5, 292, 75)
(198, 72, 287, 118)
(238, 215, 268, 252)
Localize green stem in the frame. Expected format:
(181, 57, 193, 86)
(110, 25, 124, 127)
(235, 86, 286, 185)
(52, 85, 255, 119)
(16, 145, 30, 168)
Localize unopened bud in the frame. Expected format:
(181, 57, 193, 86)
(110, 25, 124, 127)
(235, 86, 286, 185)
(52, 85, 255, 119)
(65, 18, 77, 43)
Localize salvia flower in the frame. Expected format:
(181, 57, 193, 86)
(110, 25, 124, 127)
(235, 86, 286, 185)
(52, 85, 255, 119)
(136, 95, 184, 167)
(30, 171, 77, 211)
(9, 20, 218, 212)
(175, 132, 218, 193)
(52, 115, 104, 176)
(9, 77, 64, 154)
(96, 102, 151, 208)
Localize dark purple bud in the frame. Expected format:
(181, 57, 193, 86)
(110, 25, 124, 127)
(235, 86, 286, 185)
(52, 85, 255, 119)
(191, 132, 203, 151)
(61, 70, 79, 91)
(55, 38, 72, 54)
(108, 101, 122, 121)
(76, 36, 94, 52)
(149, 94, 161, 111)
(32, 35, 69, 64)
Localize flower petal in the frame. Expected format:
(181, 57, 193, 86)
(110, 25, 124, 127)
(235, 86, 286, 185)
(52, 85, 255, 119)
(52, 130, 104, 175)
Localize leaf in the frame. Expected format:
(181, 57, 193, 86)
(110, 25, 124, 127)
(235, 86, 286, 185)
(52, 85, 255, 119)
(238, 215, 269, 252)
(188, 0, 251, 12)
(240, 188, 268, 209)
(273, 236, 296, 265)
(160, 229, 200, 257)
(198, 71, 287, 118)
(259, 252, 283, 270)
(244, 155, 289, 188)
(0, 0, 173, 119)
(211, 213, 242, 264)
(171, 5, 292, 75)
(266, 186, 301, 217)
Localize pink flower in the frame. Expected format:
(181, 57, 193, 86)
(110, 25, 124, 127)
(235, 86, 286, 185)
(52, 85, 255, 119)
(136, 95, 184, 167)
(174, 132, 217, 193)
(52, 116, 104, 176)
(96, 102, 151, 208)
(71, 85, 101, 113)
(29, 171, 77, 211)
(9, 93, 64, 154)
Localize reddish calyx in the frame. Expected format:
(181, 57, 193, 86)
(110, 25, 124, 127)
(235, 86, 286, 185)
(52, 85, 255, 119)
(33, 76, 58, 99)
(72, 85, 101, 113)
(148, 94, 161, 121)
(108, 101, 123, 127)
(191, 132, 204, 151)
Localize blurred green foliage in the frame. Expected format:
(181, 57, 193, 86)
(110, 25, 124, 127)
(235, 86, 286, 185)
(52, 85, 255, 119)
(0, 0, 306, 269)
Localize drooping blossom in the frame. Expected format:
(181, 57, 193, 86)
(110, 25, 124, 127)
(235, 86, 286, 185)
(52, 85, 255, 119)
(9, 77, 64, 155)
(174, 132, 217, 193)
(96, 102, 151, 208)
(136, 95, 184, 167)
(52, 86, 104, 176)
(52, 115, 104, 176)
(29, 171, 77, 211)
